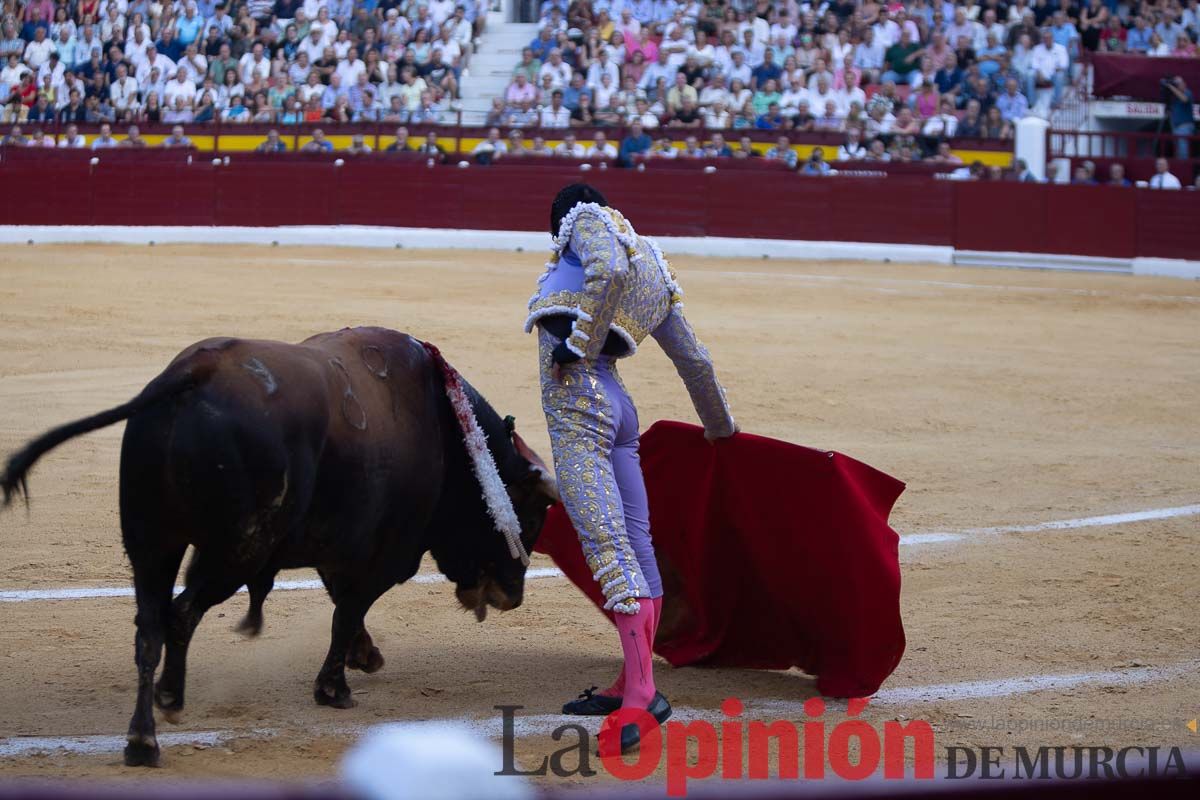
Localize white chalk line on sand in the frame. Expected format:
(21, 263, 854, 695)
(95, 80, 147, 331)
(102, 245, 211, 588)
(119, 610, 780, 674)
(0, 730, 236, 758)
(3, 660, 1196, 758)
(868, 660, 1200, 705)
(2, 504, 1197, 603)
(900, 503, 1200, 546)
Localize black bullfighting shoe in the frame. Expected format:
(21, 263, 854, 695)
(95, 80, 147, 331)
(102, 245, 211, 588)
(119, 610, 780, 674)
(646, 691, 672, 724)
(562, 686, 622, 716)
(600, 692, 673, 756)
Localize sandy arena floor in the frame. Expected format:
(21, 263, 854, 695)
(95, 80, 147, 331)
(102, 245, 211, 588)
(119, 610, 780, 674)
(0, 245, 1197, 790)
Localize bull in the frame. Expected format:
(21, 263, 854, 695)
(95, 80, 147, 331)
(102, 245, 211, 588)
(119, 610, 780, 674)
(1, 327, 558, 767)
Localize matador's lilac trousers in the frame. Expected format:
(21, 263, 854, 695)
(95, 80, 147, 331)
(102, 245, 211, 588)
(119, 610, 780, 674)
(537, 328, 663, 605)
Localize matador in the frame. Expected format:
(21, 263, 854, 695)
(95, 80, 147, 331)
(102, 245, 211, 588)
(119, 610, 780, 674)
(525, 183, 737, 752)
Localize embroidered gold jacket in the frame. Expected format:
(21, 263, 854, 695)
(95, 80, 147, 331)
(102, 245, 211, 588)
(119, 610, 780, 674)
(525, 203, 736, 438)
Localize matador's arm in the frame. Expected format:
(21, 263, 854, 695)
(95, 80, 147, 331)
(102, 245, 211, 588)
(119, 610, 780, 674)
(554, 207, 630, 363)
(651, 307, 737, 439)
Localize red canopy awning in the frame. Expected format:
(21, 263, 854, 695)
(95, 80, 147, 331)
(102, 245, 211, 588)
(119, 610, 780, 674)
(1092, 53, 1200, 101)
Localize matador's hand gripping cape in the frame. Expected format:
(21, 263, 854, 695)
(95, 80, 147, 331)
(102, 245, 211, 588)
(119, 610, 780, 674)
(536, 421, 907, 698)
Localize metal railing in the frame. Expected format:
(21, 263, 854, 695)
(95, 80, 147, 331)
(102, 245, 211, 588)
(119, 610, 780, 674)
(1050, 56, 1092, 131)
(1050, 128, 1198, 162)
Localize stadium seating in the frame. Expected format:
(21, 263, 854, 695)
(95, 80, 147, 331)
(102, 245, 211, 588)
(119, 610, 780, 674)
(0, 0, 1196, 179)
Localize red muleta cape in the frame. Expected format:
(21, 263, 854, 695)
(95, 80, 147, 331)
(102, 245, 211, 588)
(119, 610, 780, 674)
(534, 420, 906, 698)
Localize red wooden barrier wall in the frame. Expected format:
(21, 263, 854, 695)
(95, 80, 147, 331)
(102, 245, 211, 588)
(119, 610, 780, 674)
(2, 158, 1198, 260)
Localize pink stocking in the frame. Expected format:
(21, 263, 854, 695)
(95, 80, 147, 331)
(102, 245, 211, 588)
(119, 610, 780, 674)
(614, 600, 656, 710)
(601, 596, 663, 699)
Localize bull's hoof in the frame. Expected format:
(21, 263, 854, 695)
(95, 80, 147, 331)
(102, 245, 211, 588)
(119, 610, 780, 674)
(347, 646, 384, 674)
(314, 680, 356, 709)
(124, 736, 161, 768)
(235, 612, 263, 637)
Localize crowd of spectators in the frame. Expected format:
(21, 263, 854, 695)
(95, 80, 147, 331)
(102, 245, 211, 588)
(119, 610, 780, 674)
(1, 0, 1197, 175)
(1, 0, 486, 126)
(491, 0, 1199, 162)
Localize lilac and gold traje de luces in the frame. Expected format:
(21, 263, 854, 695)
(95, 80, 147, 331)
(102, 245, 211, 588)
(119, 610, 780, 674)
(525, 203, 736, 614)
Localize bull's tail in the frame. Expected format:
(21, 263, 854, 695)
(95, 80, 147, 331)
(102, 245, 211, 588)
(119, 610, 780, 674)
(1, 353, 218, 507)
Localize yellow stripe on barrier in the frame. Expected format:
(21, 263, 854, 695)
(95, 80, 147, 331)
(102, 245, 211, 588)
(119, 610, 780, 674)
(950, 149, 1013, 167)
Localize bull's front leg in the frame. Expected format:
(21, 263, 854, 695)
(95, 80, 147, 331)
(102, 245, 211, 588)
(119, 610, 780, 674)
(319, 568, 383, 673)
(155, 555, 246, 721)
(346, 627, 385, 673)
(153, 589, 201, 721)
(235, 570, 276, 637)
(314, 602, 362, 708)
(315, 566, 398, 708)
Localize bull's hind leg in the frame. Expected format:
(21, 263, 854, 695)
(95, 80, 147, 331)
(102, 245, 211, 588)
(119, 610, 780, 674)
(318, 569, 384, 674)
(314, 570, 394, 708)
(124, 545, 187, 768)
(154, 551, 248, 721)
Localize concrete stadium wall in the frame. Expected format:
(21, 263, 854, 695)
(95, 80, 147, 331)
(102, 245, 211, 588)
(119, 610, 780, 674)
(2, 156, 1198, 267)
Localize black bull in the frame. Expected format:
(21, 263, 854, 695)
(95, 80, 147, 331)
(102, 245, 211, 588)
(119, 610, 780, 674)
(0, 327, 558, 767)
